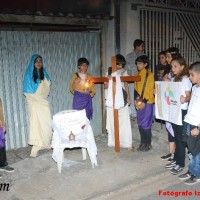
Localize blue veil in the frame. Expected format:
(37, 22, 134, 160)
(23, 54, 51, 93)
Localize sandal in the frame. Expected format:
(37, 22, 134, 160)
(128, 147, 135, 152)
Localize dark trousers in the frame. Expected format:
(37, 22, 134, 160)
(168, 130, 175, 142)
(172, 109, 187, 167)
(139, 126, 152, 145)
(0, 147, 7, 167)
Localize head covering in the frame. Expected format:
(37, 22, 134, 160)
(23, 54, 51, 93)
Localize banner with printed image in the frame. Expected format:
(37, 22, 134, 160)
(155, 81, 183, 125)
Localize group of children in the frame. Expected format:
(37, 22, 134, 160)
(155, 48, 200, 185)
(69, 46, 200, 186)
(69, 53, 154, 153)
(1, 45, 200, 186)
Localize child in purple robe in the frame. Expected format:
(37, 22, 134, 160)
(134, 55, 155, 152)
(0, 98, 14, 174)
(69, 58, 95, 120)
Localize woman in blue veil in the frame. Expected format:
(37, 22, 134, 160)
(23, 54, 52, 157)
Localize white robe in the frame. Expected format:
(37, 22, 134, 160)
(25, 79, 52, 149)
(105, 69, 132, 148)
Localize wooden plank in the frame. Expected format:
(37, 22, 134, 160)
(90, 76, 141, 83)
(114, 108, 120, 152)
(90, 77, 108, 83)
(111, 57, 120, 152)
(116, 76, 141, 82)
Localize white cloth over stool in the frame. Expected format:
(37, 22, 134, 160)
(51, 109, 98, 173)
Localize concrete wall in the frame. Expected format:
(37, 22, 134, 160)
(101, 0, 115, 73)
(101, 20, 115, 73)
(120, 1, 140, 57)
(101, 1, 141, 68)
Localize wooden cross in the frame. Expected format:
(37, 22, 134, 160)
(90, 56, 141, 152)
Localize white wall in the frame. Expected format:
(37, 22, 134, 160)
(101, 19, 115, 73)
(120, 1, 140, 56)
(101, 1, 141, 69)
(101, 0, 115, 73)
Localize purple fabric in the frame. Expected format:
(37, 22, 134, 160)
(137, 103, 153, 130)
(165, 122, 174, 137)
(73, 91, 93, 120)
(0, 127, 6, 148)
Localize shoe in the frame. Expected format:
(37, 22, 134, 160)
(179, 171, 192, 180)
(167, 157, 174, 162)
(168, 154, 174, 162)
(185, 175, 200, 185)
(128, 146, 135, 152)
(141, 144, 151, 152)
(170, 165, 183, 175)
(137, 144, 145, 151)
(148, 144, 152, 149)
(30, 152, 38, 158)
(165, 160, 176, 169)
(30, 146, 40, 157)
(130, 115, 137, 121)
(161, 153, 171, 160)
(0, 165, 14, 172)
(187, 152, 192, 161)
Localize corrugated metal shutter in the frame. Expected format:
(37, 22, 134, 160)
(0, 31, 101, 149)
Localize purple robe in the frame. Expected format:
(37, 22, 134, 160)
(137, 103, 153, 130)
(73, 91, 93, 120)
(0, 127, 6, 148)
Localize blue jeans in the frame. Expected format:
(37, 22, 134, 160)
(183, 122, 196, 136)
(189, 152, 200, 177)
(182, 122, 196, 146)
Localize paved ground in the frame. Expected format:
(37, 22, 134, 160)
(0, 120, 199, 200)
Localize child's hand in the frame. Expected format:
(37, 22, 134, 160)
(84, 88, 91, 94)
(134, 100, 139, 110)
(154, 88, 157, 95)
(127, 97, 131, 105)
(180, 95, 186, 104)
(139, 102, 145, 110)
(0, 121, 6, 133)
(191, 127, 200, 137)
(135, 101, 145, 110)
(74, 77, 81, 84)
(162, 74, 171, 81)
(107, 75, 112, 80)
(104, 82, 108, 89)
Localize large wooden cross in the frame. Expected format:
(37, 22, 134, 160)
(90, 56, 141, 152)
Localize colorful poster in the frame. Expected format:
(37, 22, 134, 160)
(155, 81, 183, 125)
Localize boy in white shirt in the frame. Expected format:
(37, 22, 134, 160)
(179, 61, 200, 185)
